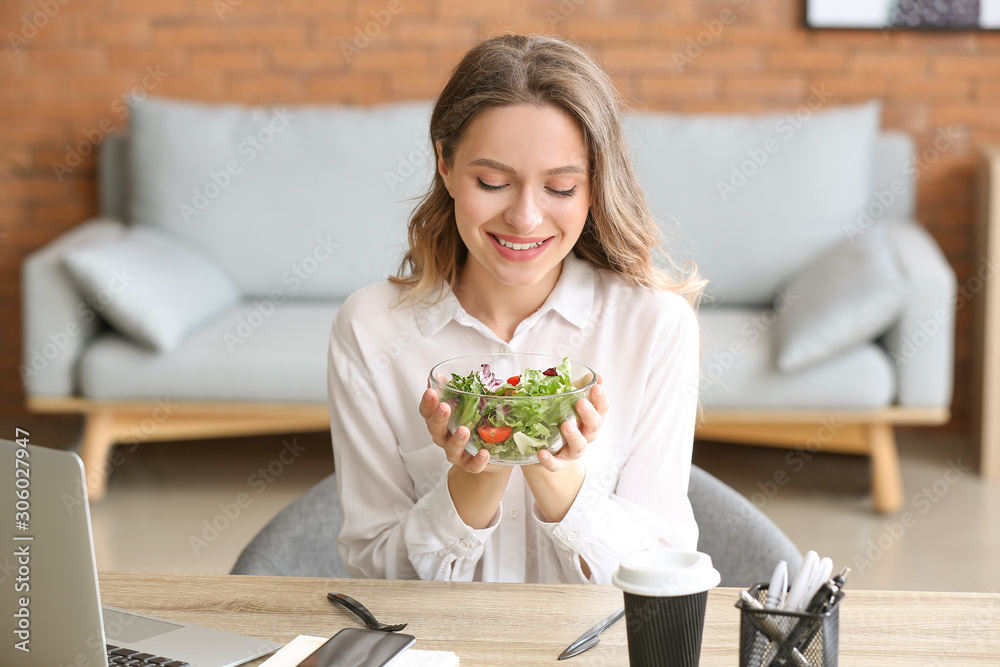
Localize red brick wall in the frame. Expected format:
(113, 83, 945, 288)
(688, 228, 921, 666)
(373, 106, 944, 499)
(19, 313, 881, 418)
(2, 0, 995, 434)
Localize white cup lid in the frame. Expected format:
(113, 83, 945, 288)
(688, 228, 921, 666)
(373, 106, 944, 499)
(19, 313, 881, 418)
(612, 547, 721, 597)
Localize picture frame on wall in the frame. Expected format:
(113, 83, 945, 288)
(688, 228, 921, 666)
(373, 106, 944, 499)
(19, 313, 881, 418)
(806, 0, 1000, 29)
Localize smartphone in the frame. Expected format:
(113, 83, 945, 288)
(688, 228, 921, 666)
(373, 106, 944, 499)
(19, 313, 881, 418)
(297, 627, 416, 667)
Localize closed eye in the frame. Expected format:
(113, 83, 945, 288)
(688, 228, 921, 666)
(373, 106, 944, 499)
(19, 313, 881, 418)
(476, 178, 505, 192)
(476, 178, 577, 197)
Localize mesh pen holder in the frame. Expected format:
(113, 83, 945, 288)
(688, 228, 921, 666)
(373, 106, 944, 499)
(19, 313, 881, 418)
(735, 583, 843, 667)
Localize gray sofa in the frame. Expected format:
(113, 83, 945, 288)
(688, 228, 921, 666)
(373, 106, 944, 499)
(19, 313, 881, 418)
(21, 96, 955, 509)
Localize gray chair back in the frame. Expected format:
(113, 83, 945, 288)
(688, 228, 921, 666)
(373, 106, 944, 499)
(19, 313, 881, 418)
(688, 466, 802, 586)
(231, 465, 801, 586)
(231, 473, 348, 578)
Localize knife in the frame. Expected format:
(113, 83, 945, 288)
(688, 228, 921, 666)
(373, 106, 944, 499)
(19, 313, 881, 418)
(557, 607, 626, 660)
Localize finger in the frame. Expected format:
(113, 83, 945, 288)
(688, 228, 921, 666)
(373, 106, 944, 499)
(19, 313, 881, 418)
(426, 401, 452, 445)
(463, 446, 492, 474)
(418, 387, 439, 419)
(536, 447, 566, 472)
(448, 427, 491, 473)
(589, 380, 609, 417)
(559, 419, 588, 458)
(443, 425, 471, 464)
(575, 397, 604, 442)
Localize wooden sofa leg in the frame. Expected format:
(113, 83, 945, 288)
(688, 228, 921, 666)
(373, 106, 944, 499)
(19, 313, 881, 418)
(80, 411, 115, 502)
(867, 423, 904, 514)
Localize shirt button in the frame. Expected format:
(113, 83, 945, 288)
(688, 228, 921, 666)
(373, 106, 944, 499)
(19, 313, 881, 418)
(509, 508, 519, 518)
(459, 539, 471, 550)
(566, 532, 577, 542)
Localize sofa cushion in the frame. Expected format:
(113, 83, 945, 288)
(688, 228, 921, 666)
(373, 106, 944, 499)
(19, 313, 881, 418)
(128, 96, 435, 300)
(78, 300, 340, 401)
(625, 99, 881, 306)
(698, 307, 896, 409)
(62, 227, 241, 353)
(774, 224, 906, 373)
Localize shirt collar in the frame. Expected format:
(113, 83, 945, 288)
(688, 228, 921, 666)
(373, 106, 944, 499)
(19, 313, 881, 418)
(413, 253, 596, 338)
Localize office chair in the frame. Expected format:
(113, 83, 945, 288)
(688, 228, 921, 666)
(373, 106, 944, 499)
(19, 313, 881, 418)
(231, 465, 802, 587)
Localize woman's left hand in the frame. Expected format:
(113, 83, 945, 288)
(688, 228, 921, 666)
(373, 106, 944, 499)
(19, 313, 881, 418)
(533, 373, 609, 473)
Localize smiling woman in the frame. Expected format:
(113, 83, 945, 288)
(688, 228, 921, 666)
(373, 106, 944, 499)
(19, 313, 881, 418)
(435, 102, 592, 332)
(327, 33, 708, 585)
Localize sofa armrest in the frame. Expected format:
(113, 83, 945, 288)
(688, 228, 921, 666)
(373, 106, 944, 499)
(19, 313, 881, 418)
(21, 218, 127, 397)
(881, 219, 957, 408)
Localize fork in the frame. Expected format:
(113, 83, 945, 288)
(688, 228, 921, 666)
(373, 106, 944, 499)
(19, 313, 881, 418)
(327, 593, 408, 632)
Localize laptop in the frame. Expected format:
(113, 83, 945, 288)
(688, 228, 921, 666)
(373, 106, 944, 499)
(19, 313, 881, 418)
(1, 437, 283, 667)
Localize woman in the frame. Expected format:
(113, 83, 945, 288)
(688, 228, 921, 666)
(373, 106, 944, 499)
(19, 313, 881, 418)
(328, 33, 705, 584)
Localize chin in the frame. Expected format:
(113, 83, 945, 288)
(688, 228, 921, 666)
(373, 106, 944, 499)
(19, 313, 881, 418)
(492, 264, 558, 288)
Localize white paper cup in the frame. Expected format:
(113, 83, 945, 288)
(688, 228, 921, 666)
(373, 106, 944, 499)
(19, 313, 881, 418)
(612, 548, 721, 667)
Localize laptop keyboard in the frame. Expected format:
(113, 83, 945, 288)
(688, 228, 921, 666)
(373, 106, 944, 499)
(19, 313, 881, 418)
(106, 644, 190, 667)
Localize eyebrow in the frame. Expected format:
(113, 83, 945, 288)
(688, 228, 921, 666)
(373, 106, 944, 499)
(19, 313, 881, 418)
(468, 158, 586, 176)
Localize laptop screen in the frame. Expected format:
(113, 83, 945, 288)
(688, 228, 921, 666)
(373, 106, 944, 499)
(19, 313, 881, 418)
(1, 437, 109, 667)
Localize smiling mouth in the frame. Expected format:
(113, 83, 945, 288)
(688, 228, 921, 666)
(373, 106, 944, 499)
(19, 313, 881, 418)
(490, 234, 548, 250)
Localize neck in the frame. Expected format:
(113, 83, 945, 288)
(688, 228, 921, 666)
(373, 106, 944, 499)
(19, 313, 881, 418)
(455, 261, 563, 342)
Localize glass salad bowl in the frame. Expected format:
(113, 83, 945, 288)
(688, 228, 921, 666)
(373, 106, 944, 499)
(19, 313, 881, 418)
(428, 353, 597, 465)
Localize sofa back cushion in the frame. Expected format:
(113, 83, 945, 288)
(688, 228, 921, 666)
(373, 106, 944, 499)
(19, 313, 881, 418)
(624, 99, 881, 306)
(128, 97, 435, 299)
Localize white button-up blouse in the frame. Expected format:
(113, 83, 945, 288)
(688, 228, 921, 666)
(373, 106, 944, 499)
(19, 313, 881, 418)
(327, 253, 701, 584)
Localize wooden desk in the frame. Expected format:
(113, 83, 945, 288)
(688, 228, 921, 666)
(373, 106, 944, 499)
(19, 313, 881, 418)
(98, 572, 1000, 666)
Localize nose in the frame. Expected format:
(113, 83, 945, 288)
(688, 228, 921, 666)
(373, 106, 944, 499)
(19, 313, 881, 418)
(502, 186, 543, 233)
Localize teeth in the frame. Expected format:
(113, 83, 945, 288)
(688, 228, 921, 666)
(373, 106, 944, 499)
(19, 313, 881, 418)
(496, 236, 542, 250)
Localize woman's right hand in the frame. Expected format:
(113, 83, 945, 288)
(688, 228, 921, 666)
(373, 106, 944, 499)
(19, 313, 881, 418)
(419, 387, 493, 474)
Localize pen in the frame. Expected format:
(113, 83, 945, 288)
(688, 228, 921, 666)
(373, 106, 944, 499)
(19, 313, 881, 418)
(739, 590, 786, 643)
(740, 591, 810, 667)
(557, 607, 625, 660)
(765, 560, 788, 610)
(803, 557, 833, 609)
(797, 567, 851, 652)
(773, 567, 850, 666)
(784, 550, 818, 613)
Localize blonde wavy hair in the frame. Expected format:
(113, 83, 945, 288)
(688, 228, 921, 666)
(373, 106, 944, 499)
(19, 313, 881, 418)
(390, 33, 706, 310)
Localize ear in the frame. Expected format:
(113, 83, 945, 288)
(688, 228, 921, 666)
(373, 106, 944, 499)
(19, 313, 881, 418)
(435, 140, 452, 196)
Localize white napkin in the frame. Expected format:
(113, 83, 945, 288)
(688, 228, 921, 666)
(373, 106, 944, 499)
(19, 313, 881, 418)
(260, 634, 459, 666)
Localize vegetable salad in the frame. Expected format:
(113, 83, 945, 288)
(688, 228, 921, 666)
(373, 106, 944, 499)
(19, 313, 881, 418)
(442, 357, 581, 461)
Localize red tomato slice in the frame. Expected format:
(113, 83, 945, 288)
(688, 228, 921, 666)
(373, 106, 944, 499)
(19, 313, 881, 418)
(477, 425, 513, 443)
(507, 376, 520, 386)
